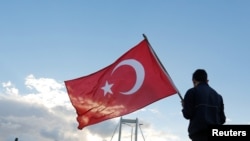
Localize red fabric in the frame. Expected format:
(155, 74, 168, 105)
(65, 39, 177, 129)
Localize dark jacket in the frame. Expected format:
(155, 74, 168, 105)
(182, 82, 226, 138)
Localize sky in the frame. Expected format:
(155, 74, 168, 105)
(0, 0, 250, 141)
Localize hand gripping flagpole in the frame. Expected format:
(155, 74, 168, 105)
(142, 34, 184, 102)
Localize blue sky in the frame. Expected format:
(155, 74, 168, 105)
(0, 1, 250, 141)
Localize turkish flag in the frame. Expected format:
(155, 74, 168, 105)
(65, 39, 178, 129)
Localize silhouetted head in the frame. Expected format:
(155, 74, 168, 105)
(192, 69, 208, 86)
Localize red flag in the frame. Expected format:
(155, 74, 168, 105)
(65, 39, 177, 129)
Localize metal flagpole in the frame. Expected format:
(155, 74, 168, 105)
(142, 34, 184, 101)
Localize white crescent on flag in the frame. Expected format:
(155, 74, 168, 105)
(112, 59, 145, 95)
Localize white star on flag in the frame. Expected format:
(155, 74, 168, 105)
(101, 81, 114, 96)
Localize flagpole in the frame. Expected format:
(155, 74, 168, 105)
(142, 34, 184, 101)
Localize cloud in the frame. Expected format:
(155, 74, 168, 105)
(140, 125, 180, 141)
(0, 75, 92, 141)
(0, 74, 181, 141)
(2, 81, 19, 96)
